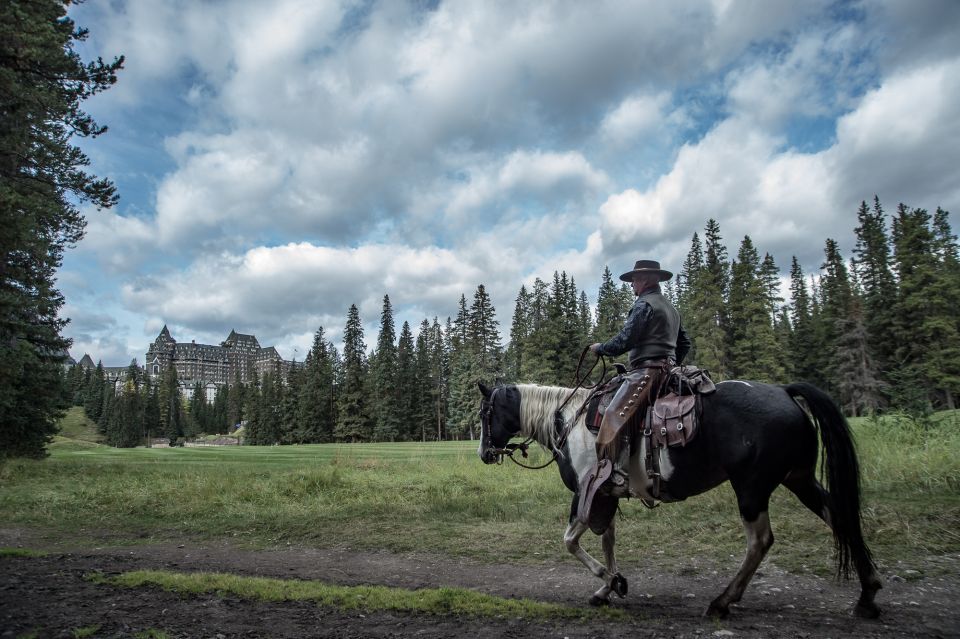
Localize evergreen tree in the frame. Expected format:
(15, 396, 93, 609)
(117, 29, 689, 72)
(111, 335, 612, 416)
(335, 304, 370, 441)
(370, 295, 401, 441)
(504, 285, 532, 380)
(110, 362, 144, 447)
(414, 319, 436, 441)
(226, 369, 244, 430)
(187, 382, 205, 437)
(0, 1, 123, 458)
(468, 284, 503, 382)
(788, 257, 819, 383)
(278, 361, 302, 444)
(395, 321, 418, 440)
(682, 219, 729, 376)
(726, 237, 783, 381)
(520, 277, 555, 382)
(852, 197, 897, 375)
(892, 204, 960, 410)
(158, 365, 183, 444)
(84, 361, 105, 424)
(142, 378, 159, 443)
(834, 295, 885, 416)
(298, 327, 335, 442)
(817, 238, 855, 400)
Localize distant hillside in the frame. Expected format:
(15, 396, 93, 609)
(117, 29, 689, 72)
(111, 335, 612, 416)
(55, 407, 106, 447)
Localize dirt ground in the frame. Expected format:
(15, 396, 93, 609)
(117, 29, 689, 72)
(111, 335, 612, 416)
(1, 527, 957, 638)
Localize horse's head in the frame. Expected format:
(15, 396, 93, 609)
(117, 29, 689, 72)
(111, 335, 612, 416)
(477, 382, 522, 464)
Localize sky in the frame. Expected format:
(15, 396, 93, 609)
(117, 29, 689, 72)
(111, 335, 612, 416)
(61, 0, 960, 366)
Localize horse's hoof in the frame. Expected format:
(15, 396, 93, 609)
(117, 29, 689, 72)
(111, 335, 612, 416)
(854, 602, 881, 619)
(611, 572, 628, 598)
(589, 595, 611, 607)
(705, 601, 729, 619)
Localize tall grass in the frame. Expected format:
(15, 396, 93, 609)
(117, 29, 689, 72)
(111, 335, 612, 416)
(1, 411, 957, 575)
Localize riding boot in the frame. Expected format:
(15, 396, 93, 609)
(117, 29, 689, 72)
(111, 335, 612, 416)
(578, 370, 655, 525)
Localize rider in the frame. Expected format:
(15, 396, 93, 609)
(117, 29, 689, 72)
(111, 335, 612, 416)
(580, 259, 691, 520)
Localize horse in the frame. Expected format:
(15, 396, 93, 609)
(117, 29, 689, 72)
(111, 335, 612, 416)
(477, 378, 882, 619)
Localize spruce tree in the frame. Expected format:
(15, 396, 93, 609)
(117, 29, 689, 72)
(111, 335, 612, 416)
(298, 327, 335, 442)
(788, 257, 818, 383)
(519, 278, 553, 382)
(335, 304, 369, 441)
(370, 295, 401, 441)
(727, 237, 783, 382)
(395, 321, 418, 440)
(852, 197, 897, 374)
(505, 285, 532, 380)
(159, 365, 183, 444)
(414, 319, 436, 441)
(0, 1, 123, 458)
(84, 361, 105, 424)
(892, 204, 960, 410)
(684, 219, 729, 376)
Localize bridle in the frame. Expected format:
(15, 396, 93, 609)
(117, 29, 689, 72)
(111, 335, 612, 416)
(479, 386, 540, 467)
(479, 348, 609, 470)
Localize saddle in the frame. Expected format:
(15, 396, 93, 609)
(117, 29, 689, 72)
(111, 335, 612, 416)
(579, 365, 716, 508)
(584, 364, 715, 441)
(647, 365, 716, 449)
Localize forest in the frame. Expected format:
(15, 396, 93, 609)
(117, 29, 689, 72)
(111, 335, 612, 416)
(64, 197, 959, 447)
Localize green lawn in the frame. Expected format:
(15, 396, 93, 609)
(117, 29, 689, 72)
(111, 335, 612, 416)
(1, 410, 957, 576)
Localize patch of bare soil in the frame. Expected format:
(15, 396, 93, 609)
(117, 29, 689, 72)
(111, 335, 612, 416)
(1, 527, 957, 638)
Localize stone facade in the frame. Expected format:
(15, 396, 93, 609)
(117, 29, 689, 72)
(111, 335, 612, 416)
(145, 325, 292, 390)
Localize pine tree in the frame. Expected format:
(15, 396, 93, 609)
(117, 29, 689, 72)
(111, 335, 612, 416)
(227, 370, 244, 431)
(521, 278, 555, 382)
(370, 295, 401, 441)
(505, 285, 532, 380)
(683, 219, 729, 376)
(834, 295, 885, 416)
(298, 327, 335, 442)
(468, 284, 502, 380)
(414, 319, 436, 441)
(892, 204, 960, 411)
(0, 1, 123, 458)
(84, 361, 106, 424)
(395, 321, 418, 440)
(278, 361, 302, 444)
(111, 362, 144, 447)
(788, 257, 819, 383)
(143, 379, 160, 443)
(852, 197, 897, 375)
(817, 238, 855, 400)
(335, 304, 369, 441)
(726, 237, 783, 381)
(158, 365, 183, 444)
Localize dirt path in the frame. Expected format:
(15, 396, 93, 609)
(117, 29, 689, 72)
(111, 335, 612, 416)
(1, 528, 957, 638)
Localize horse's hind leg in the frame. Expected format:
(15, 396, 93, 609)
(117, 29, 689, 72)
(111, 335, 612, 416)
(784, 473, 882, 618)
(706, 491, 774, 619)
(564, 495, 627, 605)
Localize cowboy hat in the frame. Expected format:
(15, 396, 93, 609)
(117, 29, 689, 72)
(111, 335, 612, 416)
(619, 259, 673, 282)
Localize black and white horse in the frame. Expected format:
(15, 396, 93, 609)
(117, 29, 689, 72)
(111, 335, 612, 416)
(477, 380, 881, 619)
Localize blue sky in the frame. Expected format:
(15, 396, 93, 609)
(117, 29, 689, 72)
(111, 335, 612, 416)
(61, 0, 960, 365)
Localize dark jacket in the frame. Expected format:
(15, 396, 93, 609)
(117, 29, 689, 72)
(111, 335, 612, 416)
(595, 285, 691, 366)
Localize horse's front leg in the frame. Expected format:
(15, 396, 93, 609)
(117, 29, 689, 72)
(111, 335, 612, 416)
(564, 496, 627, 605)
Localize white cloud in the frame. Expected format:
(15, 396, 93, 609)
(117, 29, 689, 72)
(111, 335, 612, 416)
(600, 92, 672, 142)
(60, 1, 960, 363)
(594, 54, 960, 273)
(445, 150, 610, 221)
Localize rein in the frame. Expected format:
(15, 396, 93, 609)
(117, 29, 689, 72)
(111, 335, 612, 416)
(484, 347, 608, 470)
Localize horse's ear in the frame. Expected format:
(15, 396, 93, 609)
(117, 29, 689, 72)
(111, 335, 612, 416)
(478, 381, 492, 398)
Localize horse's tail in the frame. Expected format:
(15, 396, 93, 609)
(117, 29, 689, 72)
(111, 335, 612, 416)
(784, 382, 874, 579)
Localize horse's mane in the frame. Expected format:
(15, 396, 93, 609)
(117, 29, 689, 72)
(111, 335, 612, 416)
(515, 383, 592, 449)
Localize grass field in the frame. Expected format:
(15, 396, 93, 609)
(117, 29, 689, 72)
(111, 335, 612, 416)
(1, 407, 957, 576)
